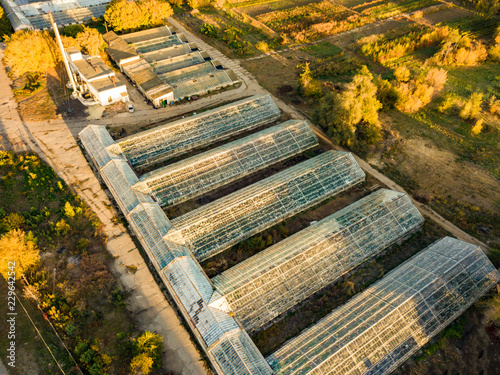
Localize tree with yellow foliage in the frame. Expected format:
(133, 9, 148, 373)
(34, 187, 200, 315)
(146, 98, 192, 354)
(130, 353, 154, 375)
(0, 229, 40, 279)
(3, 30, 60, 77)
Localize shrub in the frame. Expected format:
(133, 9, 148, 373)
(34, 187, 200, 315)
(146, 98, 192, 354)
(488, 95, 500, 116)
(395, 81, 434, 113)
(470, 118, 484, 135)
(255, 41, 269, 53)
(130, 353, 154, 375)
(437, 92, 460, 114)
(2, 213, 25, 231)
(460, 92, 483, 120)
(0, 5, 12, 41)
(200, 23, 218, 38)
(133, 331, 163, 369)
(489, 44, 500, 61)
(62, 24, 85, 38)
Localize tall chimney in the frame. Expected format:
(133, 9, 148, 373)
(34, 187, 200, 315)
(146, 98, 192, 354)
(49, 12, 77, 94)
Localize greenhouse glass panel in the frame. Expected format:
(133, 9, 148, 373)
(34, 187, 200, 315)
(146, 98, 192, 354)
(79, 125, 123, 168)
(151, 52, 205, 75)
(115, 95, 281, 169)
(266, 237, 500, 375)
(165, 151, 365, 261)
(100, 160, 153, 215)
(132, 34, 183, 54)
(211, 189, 424, 331)
(133, 120, 318, 206)
(209, 330, 276, 375)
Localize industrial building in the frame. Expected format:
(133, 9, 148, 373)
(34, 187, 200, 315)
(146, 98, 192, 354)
(105, 25, 239, 106)
(66, 47, 129, 106)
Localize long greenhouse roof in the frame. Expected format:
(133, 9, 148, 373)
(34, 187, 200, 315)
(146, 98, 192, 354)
(78, 124, 273, 375)
(211, 189, 424, 332)
(267, 237, 500, 375)
(152, 51, 206, 75)
(141, 43, 197, 63)
(165, 151, 365, 261)
(112, 95, 281, 169)
(133, 120, 319, 206)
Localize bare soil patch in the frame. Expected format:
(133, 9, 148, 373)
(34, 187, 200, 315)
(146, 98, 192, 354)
(14, 67, 88, 122)
(372, 133, 500, 248)
(422, 6, 472, 25)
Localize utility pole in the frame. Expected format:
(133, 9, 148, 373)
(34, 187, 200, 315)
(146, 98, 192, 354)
(49, 11, 78, 95)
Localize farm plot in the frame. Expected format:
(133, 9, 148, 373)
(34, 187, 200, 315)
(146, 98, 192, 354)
(437, 13, 500, 38)
(422, 5, 472, 25)
(355, 0, 442, 19)
(355, 24, 447, 65)
(253, 0, 372, 42)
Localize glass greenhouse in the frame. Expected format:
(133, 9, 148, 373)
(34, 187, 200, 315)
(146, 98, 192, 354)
(151, 52, 206, 75)
(132, 34, 183, 54)
(266, 237, 500, 375)
(133, 120, 319, 206)
(113, 95, 281, 169)
(165, 151, 365, 261)
(79, 125, 274, 375)
(211, 189, 424, 332)
(171, 71, 236, 100)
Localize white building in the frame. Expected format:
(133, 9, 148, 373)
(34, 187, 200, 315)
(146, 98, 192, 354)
(67, 48, 129, 106)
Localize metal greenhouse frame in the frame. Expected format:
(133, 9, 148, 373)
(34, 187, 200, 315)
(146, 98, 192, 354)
(111, 95, 281, 169)
(165, 151, 365, 261)
(133, 120, 319, 206)
(266, 237, 500, 375)
(211, 189, 424, 332)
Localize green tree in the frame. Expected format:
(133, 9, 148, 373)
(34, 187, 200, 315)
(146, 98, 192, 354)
(0, 229, 40, 279)
(299, 63, 322, 98)
(76, 27, 107, 56)
(4, 30, 60, 77)
(0, 5, 12, 41)
(475, 0, 500, 15)
(312, 66, 382, 147)
(61, 24, 85, 38)
(200, 23, 218, 38)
